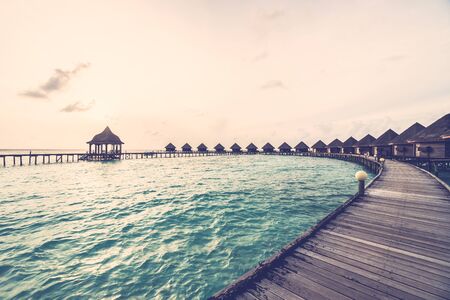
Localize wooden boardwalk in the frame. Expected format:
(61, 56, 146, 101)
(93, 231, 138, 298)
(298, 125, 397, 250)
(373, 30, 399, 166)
(212, 160, 450, 300)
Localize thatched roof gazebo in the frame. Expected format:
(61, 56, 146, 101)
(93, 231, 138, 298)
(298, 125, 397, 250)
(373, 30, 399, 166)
(230, 143, 242, 153)
(373, 129, 398, 157)
(408, 113, 450, 158)
(342, 137, 358, 154)
(87, 126, 124, 155)
(390, 122, 425, 157)
(278, 142, 292, 153)
(246, 143, 258, 153)
(295, 142, 309, 152)
(262, 142, 275, 153)
(355, 134, 376, 155)
(311, 140, 327, 153)
(197, 143, 208, 152)
(181, 143, 192, 152)
(214, 143, 225, 153)
(165, 143, 176, 152)
(326, 139, 343, 154)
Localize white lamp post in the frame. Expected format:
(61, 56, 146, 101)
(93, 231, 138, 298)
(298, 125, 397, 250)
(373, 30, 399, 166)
(355, 170, 368, 196)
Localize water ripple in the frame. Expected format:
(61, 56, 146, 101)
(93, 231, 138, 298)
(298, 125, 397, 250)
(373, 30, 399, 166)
(0, 155, 373, 299)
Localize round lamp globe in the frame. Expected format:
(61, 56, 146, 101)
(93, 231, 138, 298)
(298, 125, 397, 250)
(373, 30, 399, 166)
(355, 171, 368, 181)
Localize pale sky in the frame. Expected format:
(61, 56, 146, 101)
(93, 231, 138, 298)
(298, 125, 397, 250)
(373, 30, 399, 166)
(0, 0, 449, 150)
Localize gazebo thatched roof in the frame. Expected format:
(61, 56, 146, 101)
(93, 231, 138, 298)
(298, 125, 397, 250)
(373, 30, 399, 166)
(408, 114, 450, 143)
(182, 143, 192, 149)
(373, 129, 398, 146)
(165, 143, 176, 149)
(197, 143, 207, 149)
(295, 141, 309, 149)
(312, 140, 327, 149)
(390, 122, 425, 145)
(355, 134, 376, 147)
(262, 142, 274, 150)
(230, 143, 241, 150)
(342, 137, 358, 147)
(246, 143, 258, 150)
(278, 142, 292, 150)
(87, 126, 124, 144)
(214, 143, 225, 150)
(327, 139, 343, 148)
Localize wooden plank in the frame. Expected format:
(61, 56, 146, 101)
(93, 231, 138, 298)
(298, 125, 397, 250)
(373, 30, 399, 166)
(314, 232, 450, 278)
(292, 251, 423, 300)
(323, 230, 450, 268)
(302, 239, 450, 295)
(337, 211, 450, 239)
(329, 218, 450, 251)
(254, 280, 306, 300)
(328, 220, 450, 258)
(281, 258, 382, 300)
(269, 268, 351, 300)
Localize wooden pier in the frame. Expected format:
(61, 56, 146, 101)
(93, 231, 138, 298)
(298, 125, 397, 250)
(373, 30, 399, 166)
(0, 151, 381, 171)
(211, 160, 450, 300)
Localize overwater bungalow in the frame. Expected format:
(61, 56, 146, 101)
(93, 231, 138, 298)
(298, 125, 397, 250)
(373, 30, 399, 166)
(355, 134, 376, 156)
(390, 122, 425, 158)
(214, 143, 225, 153)
(87, 126, 124, 160)
(197, 143, 208, 152)
(294, 141, 309, 153)
(373, 129, 398, 157)
(230, 143, 242, 153)
(181, 143, 192, 152)
(408, 113, 450, 159)
(165, 143, 176, 152)
(278, 142, 292, 153)
(342, 137, 358, 154)
(327, 139, 343, 154)
(311, 140, 327, 153)
(262, 142, 275, 153)
(246, 143, 258, 153)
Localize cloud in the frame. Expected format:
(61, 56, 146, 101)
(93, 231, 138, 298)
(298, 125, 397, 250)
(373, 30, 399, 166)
(60, 100, 95, 112)
(20, 63, 90, 99)
(20, 90, 48, 99)
(260, 80, 286, 90)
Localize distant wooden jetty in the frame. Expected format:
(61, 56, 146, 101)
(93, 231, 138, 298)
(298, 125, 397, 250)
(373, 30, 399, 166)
(210, 160, 450, 300)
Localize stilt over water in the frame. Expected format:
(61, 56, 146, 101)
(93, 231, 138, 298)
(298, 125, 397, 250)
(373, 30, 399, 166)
(210, 160, 450, 300)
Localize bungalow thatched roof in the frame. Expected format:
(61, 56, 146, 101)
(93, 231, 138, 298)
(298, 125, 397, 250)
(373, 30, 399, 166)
(390, 123, 425, 145)
(87, 126, 124, 144)
(408, 114, 450, 143)
(312, 140, 327, 149)
(165, 143, 176, 149)
(230, 143, 241, 150)
(278, 142, 292, 150)
(246, 143, 258, 150)
(342, 137, 358, 147)
(373, 129, 398, 146)
(262, 143, 274, 150)
(214, 143, 225, 150)
(355, 134, 376, 147)
(295, 141, 309, 149)
(327, 139, 343, 148)
(197, 143, 207, 149)
(182, 143, 192, 149)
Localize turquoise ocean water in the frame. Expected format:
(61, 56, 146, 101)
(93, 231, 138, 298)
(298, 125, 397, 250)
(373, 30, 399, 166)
(0, 155, 374, 299)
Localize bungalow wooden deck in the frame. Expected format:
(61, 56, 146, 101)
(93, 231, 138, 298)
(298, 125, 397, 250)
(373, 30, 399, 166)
(211, 160, 450, 300)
